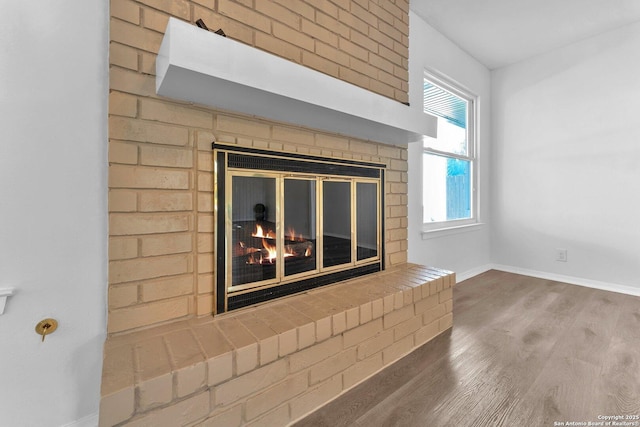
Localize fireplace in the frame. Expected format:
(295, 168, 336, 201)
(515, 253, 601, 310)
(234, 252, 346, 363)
(214, 144, 385, 313)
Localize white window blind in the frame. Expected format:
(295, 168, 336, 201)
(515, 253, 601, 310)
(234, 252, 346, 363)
(423, 81, 467, 129)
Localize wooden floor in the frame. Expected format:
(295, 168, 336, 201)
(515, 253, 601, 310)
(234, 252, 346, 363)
(294, 270, 640, 427)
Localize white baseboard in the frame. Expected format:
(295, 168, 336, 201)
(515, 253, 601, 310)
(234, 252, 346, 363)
(486, 264, 640, 297)
(455, 264, 494, 283)
(61, 412, 98, 427)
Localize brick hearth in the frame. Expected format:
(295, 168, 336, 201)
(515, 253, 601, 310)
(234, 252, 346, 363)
(100, 264, 454, 426)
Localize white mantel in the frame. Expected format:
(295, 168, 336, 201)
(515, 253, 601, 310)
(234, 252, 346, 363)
(156, 18, 437, 145)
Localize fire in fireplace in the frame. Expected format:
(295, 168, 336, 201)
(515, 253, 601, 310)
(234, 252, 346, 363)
(214, 144, 385, 313)
(232, 221, 315, 283)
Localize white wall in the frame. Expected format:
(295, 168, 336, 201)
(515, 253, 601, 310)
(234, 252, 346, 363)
(491, 21, 640, 291)
(407, 12, 492, 278)
(0, 1, 108, 426)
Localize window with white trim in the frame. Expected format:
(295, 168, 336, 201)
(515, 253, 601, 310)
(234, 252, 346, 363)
(422, 73, 477, 230)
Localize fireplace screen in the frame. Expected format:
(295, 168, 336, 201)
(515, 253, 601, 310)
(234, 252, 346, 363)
(231, 175, 317, 288)
(215, 145, 384, 312)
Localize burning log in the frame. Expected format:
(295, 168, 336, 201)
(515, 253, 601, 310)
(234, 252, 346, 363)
(233, 241, 261, 257)
(285, 240, 314, 258)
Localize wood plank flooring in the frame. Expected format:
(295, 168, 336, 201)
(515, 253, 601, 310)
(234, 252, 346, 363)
(293, 270, 640, 427)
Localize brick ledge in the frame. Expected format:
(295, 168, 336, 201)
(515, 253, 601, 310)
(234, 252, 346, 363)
(99, 263, 454, 426)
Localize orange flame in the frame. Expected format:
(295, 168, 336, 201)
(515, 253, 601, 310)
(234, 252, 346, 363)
(252, 224, 275, 239)
(243, 225, 313, 266)
(286, 227, 306, 242)
(262, 239, 277, 263)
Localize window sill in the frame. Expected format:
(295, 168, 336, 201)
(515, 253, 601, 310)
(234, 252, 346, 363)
(420, 222, 485, 240)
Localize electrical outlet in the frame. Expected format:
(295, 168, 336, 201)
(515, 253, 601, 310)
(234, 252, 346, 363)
(556, 248, 568, 262)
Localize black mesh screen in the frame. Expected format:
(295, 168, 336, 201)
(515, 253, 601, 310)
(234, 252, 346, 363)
(228, 153, 380, 178)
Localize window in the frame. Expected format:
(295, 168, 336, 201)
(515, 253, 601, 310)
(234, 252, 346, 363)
(422, 73, 477, 230)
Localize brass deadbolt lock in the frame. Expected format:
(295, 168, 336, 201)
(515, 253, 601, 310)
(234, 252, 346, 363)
(35, 318, 58, 342)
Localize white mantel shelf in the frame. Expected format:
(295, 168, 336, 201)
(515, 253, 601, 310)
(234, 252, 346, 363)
(156, 18, 437, 145)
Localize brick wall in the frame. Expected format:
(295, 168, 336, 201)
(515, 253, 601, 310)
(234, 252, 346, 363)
(108, 0, 411, 334)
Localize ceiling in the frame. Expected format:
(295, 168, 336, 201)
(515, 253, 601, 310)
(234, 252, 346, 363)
(410, 0, 640, 69)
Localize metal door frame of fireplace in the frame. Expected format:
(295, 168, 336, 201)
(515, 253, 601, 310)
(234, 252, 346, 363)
(213, 143, 385, 314)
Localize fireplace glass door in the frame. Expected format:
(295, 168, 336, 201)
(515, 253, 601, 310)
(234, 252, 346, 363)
(229, 173, 321, 293)
(228, 173, 380, 293)
(217, 146, 384, 312)
(322, 180, 352, 268)
(321, 180, 380, 268)
(284, 178, 317, 277)
(356, 182, 379, 261)
(231, 174, 278, 288)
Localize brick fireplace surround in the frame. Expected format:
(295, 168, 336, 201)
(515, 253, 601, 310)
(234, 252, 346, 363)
(103, 1, 454, 425)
